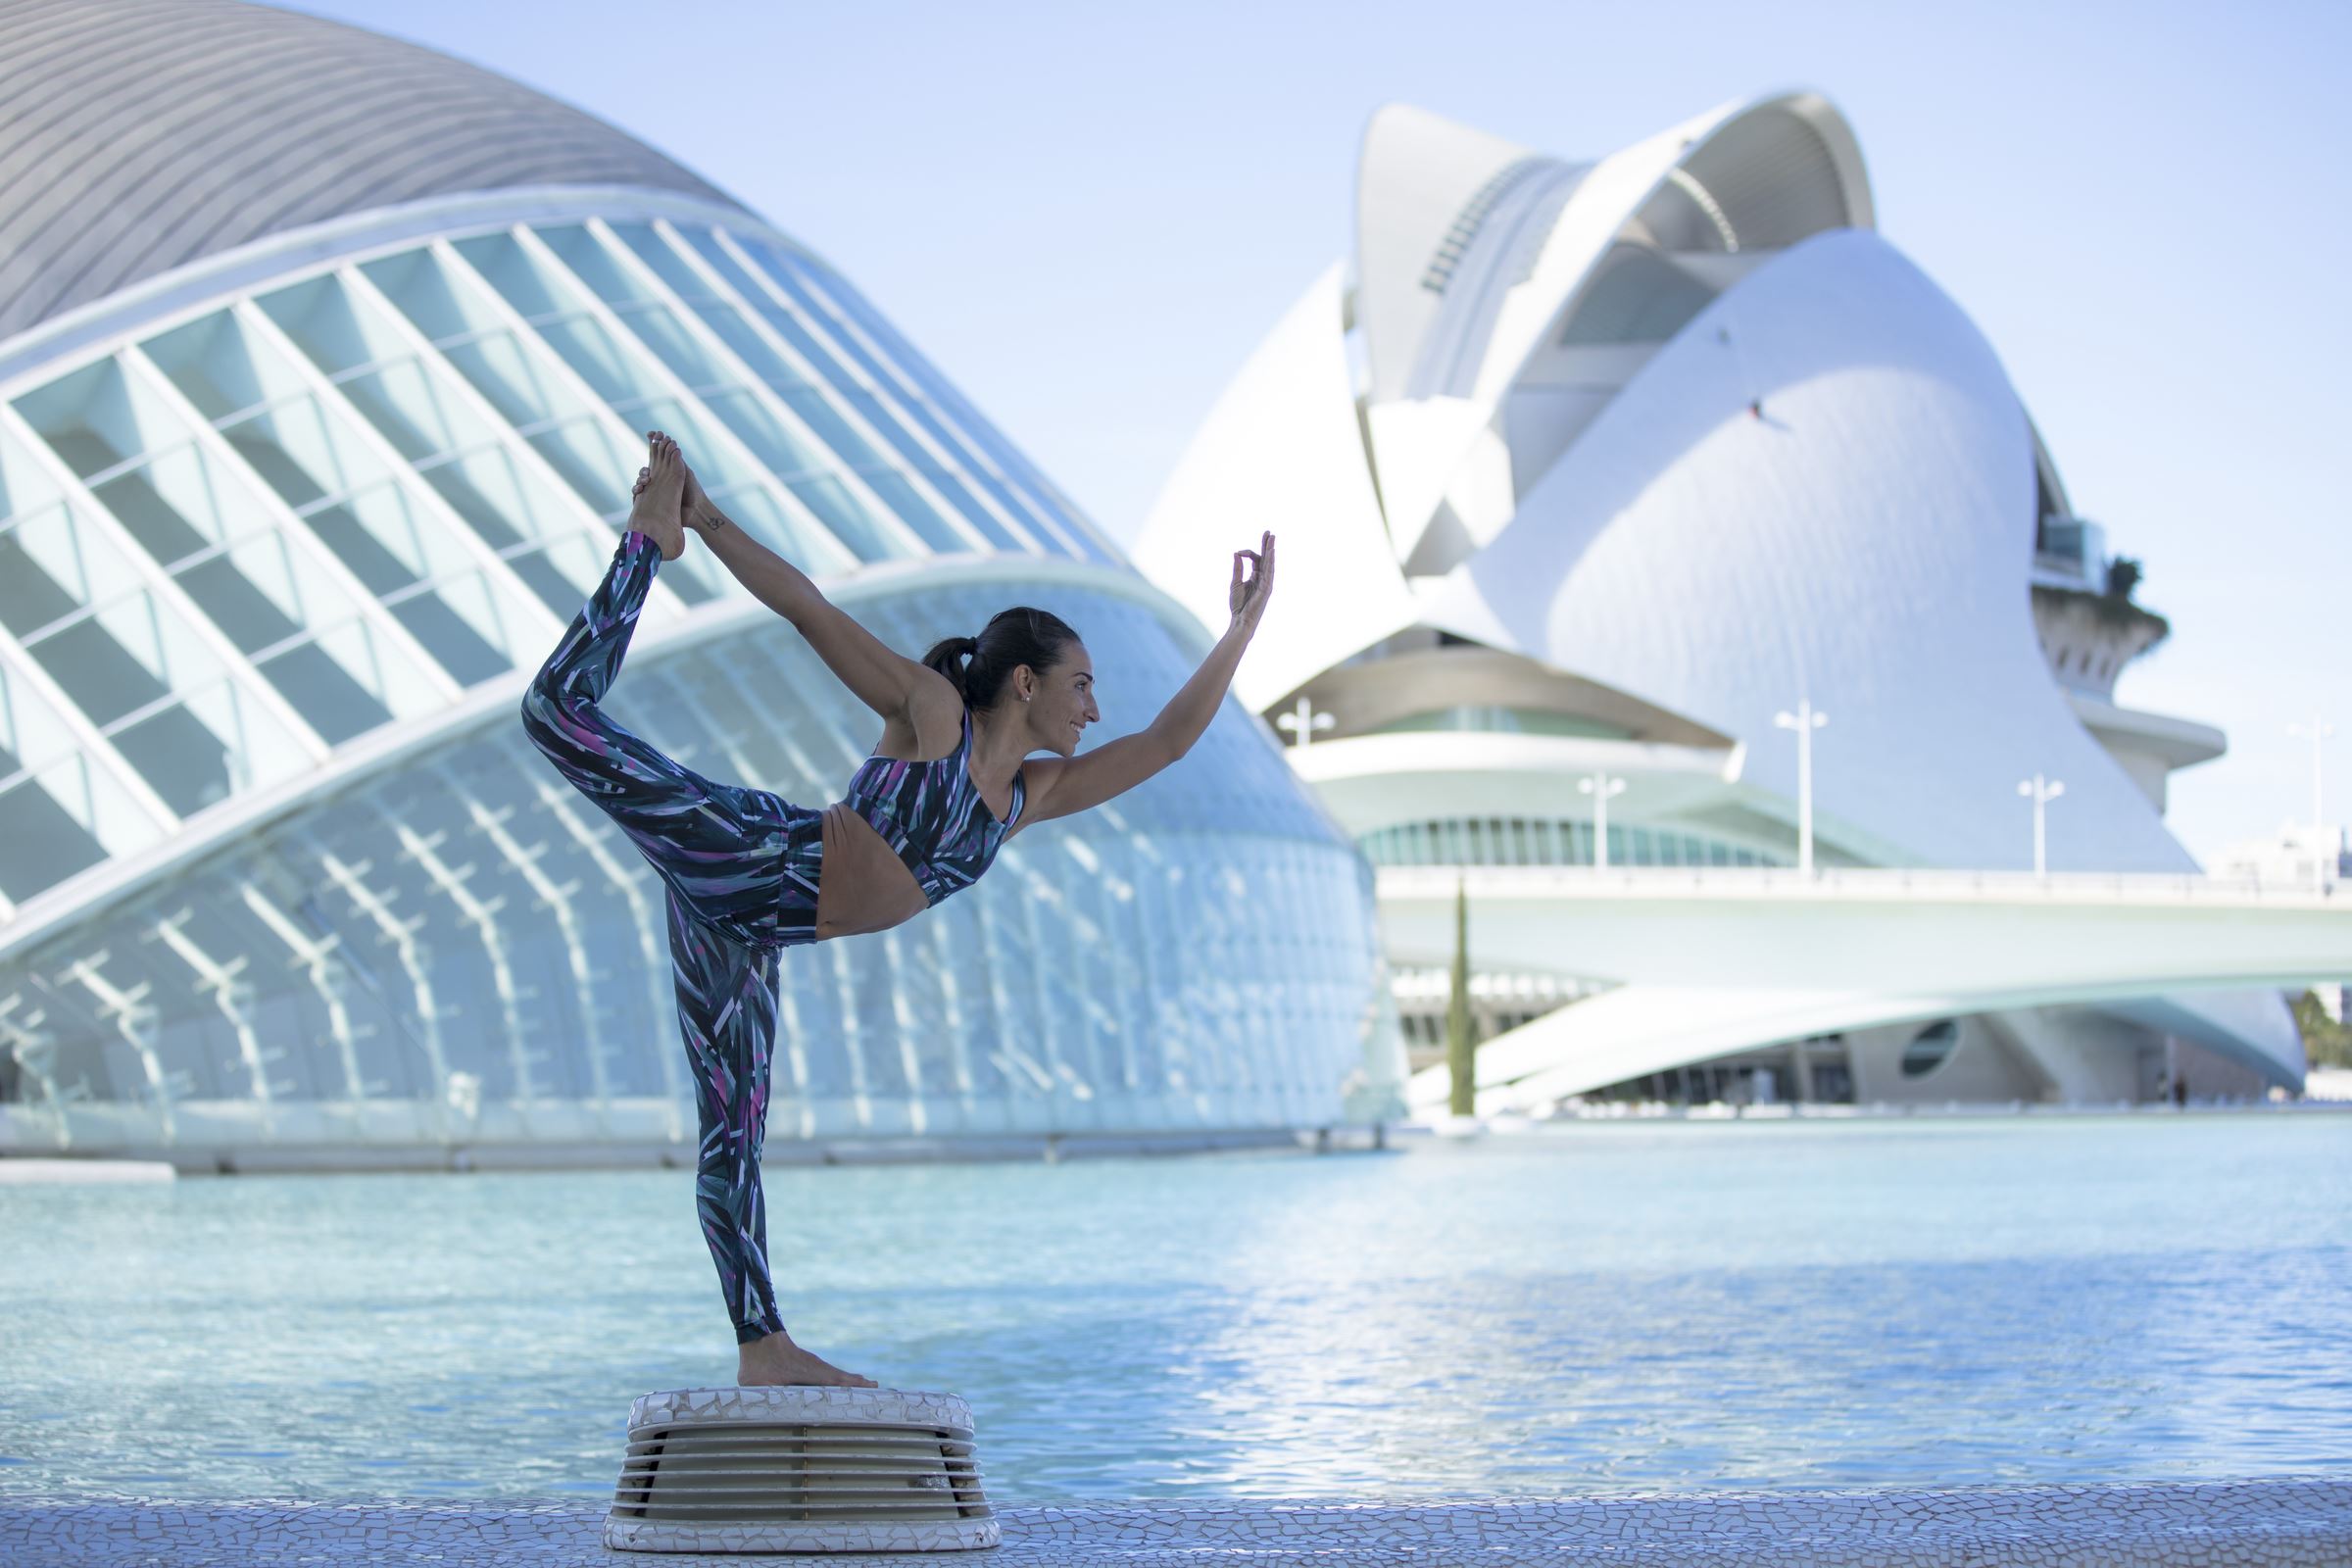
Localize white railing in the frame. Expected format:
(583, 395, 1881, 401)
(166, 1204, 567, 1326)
(1376, 863, 2346, 906)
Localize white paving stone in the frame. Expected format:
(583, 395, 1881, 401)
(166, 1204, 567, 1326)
(3, 1480, 2351, 1565)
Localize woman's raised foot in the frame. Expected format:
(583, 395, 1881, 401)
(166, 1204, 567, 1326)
(628, 431, 688, 561)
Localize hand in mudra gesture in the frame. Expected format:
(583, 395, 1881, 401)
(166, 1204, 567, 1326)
(1230, 530, 1276, 635)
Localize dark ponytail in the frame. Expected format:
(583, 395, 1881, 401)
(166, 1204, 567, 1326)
(920, 607, 1081, 710)
(917, 635, 982, 703)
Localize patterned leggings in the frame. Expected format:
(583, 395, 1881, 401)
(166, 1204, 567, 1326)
(519, 530, 822, 1345)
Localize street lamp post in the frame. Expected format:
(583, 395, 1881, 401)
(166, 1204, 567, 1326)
(2287, 716, 2335, 894)
(1277, 696, 1335, 751)
(1773, 699, 1828, 875)
(2017, 773, 2066, 876)
(1578, 771, 1627, 869)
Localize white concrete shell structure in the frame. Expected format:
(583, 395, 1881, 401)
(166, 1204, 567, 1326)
(1131, 92, 2313, 1111)
(0, 0, 1402, 1165)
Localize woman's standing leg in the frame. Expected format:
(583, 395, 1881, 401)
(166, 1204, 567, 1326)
(667, 888, 788, 1345)
(521, 437, 871, 1384)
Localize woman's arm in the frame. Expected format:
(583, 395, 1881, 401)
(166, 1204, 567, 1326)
(1020, 532, 1275, 827)
(689, 492, 921, 725)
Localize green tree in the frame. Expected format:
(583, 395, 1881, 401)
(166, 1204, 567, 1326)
(1446, 876, 1476, 1116)
(2293, 989, 2352, 1070)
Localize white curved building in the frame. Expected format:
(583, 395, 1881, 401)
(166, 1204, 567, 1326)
(1133, 93, 2304, 1107)
(0, 0, 1403, 1165)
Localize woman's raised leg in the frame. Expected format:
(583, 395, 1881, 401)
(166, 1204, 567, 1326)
(518, 446, 788, 947)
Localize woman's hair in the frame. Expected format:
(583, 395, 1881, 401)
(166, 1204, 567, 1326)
(920, 607, 1082, 710)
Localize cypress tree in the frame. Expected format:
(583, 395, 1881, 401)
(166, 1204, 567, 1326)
(1446, 875, 1475, 1116)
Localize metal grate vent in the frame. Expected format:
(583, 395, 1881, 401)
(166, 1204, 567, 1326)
(604, 1386, 998, 1553)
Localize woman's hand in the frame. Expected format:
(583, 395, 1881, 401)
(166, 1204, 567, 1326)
(1229, 530, 1275, 636)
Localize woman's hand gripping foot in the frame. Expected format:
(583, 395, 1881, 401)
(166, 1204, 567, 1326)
(738, 1330, 880, 1389)
(631, 444, 726, 543)
(627, 430, 688, 560)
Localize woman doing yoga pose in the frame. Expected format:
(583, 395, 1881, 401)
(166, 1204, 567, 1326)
(522, 432, 1275, 1388)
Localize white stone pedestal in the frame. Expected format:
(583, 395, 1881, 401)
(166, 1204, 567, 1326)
(603, 1386, 998, 1553)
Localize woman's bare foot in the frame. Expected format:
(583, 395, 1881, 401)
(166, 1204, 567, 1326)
(738, 1330, 879, 1389)
(628, 431, 687, 560)
(680, 455, 729, 536)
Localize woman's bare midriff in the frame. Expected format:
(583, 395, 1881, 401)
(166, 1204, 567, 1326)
(813, 801, 932, 940)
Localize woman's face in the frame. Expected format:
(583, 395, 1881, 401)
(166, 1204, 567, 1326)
(1030, 644, 1099, 756)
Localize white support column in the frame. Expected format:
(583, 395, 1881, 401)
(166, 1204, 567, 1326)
(237, 880, 371, 1108)
(313, 843, 457, 1141)
(151, 908, 280, 1132)
(923, 908, 979, 1103)
(1062, 832, 1143, 1104)
(119, 340, 469, 707)
(1008, 855, 1083, 1121)
(56, 950, 177, 1143)
(1138, 846, 1216, 1122)
(392, 818, 543, 1111)
(823, 931, 878, 1133)
(874, 927, 931, 1133)
(461, 785, 616, 1128)
(0, 402, 335, 765)
(1105, 834, 1177, 1115)
(703, 644, 862, 1136)
(531, 778, 686, 1140)
(0, 992, 78, 1150)
(1063, 833, 1144, 1099)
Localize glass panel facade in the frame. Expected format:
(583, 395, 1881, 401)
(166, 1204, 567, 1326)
(0, 576, 1383, 1148)
(0, 498, 142, 640)
(744, 238, 1086, 558)
(0, 214, 1327, 1152)
(0, 656, 165, 899)
(775, 245, 1123, 567)
(15, 358, 190, 479)
(669, 227, 976, 555)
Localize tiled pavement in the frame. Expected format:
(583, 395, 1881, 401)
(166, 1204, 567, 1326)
(5, 1478, 2351, 1565)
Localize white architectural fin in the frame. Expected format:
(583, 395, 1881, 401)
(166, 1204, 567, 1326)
(1354, 105, 1537, 405)
(1130, 265, 1418, 710)
(1363, 395, 1487, 566)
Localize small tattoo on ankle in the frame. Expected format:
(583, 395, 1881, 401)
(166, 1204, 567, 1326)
(701, 510, 730, 531)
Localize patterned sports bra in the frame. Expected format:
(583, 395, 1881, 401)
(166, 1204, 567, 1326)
(841, 707, 1026, 908)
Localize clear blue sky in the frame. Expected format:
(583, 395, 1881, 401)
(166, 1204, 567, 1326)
(292, 0, 2349, 868)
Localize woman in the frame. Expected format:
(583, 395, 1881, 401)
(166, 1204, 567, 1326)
(521, 432, 1276, 1389)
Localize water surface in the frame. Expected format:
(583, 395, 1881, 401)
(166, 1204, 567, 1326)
(4, 1113, 2348, 1499)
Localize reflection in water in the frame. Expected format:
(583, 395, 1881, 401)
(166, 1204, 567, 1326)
(3, 1115, 2350, 1499)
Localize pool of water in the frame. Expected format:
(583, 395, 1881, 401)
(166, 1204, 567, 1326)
(4, 1113, 2349, 1501)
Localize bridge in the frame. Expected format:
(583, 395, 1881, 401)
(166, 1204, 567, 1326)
(1384, 866, 2352, 1113)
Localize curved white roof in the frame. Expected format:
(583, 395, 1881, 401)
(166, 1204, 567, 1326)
(0, 0, 738, 344)
(1132, 87, 2299, 1092)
